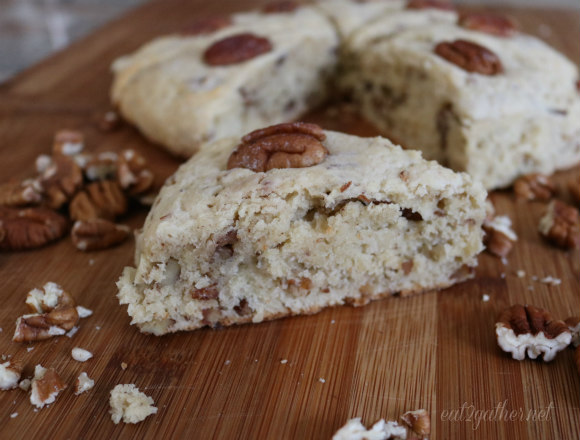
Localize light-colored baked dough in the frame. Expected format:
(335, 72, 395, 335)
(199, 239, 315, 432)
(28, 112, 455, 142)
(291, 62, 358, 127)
(117, 129, 486, 334)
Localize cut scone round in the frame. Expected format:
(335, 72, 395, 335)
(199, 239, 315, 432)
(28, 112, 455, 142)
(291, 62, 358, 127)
(117, 125, 487, 335)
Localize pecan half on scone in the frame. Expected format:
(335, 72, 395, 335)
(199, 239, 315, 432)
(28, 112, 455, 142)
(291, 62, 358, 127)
(117, 125, 486, 335)
(495, 304, 571, 361)
(434, 39, 503, 75)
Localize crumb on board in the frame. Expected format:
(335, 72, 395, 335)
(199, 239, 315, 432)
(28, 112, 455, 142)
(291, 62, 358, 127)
(482, 294, 490, 302)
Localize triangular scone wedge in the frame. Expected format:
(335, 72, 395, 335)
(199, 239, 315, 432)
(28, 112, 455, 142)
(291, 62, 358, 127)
(117, 128, 487, 335)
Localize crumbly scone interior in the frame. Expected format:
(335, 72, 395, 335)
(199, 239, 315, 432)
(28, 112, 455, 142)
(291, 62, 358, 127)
(118, 132, 486, 334)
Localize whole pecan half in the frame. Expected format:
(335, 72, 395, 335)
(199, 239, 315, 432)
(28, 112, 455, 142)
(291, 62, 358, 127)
(434, 39, 503, 75)
(495, 304, 571, 361)
(53, 129, 84, 156)
(538, 200, 580, 249)
(513, 173, 556, 201)
(203, 33, 273, 66)
(40, 155, 84, 209)
(71, 218, 130, 251)
(116, 150, 155, 196)
(69, 180, 127, 221)
(0, 180, 43, 207)
(406, 0, 455, 11)
(227, 122, 328, 172)
(262, 1, 300, 13)
(459, 13, 517, 37)
(0, 207, 68, 251)
(182, 15, 232, 35)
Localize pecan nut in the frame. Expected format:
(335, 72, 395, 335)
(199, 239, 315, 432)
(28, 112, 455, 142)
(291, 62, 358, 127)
(0, 361, 22, 390)
(13, 307, 79, 342)
(401, 409, 431, 437)
(84, 151, 119, 181)
(538, 200, 580, 249)
(182, 15, 232, 35)
(495, 304, 571, 361)
(191, 286, 219, 300)
(203, 33, 273, 66)
(434, 39, 503, 75)
(40, 155, 84, 209)
(565, 316, 580, 347)
(69, 180, 127, 221)
(116, 150, 154, 196)
(406, 0, 455, 10)
(227, 122, 328, 172)
(459, 13, 517, 37)
(262, 1, 300, 13)
(71, 218, 130, 251)
(0, 180, 43, 207)
(513, 173, 556, 201)
(0, 207, 68, 251)
(25, 281, 75, 313)
(483, 215, 517, 258)
(30, 366, 67, 408)
(98, 110, 122, 132)
(53, 129, 84, 156)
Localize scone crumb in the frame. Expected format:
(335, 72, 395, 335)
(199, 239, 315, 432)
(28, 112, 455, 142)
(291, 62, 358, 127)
(516, 270, 525, 278)
(19, 378, 31, 391)
(318, 378, 326, 383)
(540, 276, 561, 286)
(109, 384, 157, 424)
(121, 362, 128, 370)
(0, 361, 22, 390)
(75, 372, 95, 395)
(76, 306, 93, 318)
(332, 417, 406, 440)
(10, 412, 18, 419)
(71, 347, 93, 362)
(482, 294, 490, 302)
(66, 326, 79, 338)
(280, 359, 288, 364)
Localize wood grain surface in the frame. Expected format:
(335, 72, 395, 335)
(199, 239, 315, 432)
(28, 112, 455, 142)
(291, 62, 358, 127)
(0, 1, 579, 439)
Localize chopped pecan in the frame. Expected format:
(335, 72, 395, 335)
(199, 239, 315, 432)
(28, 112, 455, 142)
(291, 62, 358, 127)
(0, 361, 22, 390)
(40, 155, 83, 209)
(262, 1, 299, 13)
(30, 365, 67, 408)
(69, 181, 127, 221)
(288, 277, 312, 290)
(406, 0, 455, 10)
(434, 39, 503, 75)
(13, 307, 79, 342)
(71, 219, 130, 251)
(513, 173, 556, 201)
(234, 298, 252, 316)
(568, 174, 580, 205)
(25, 281, 75, 313)
(227, 122, 327, 172)
(182, 15, 232, 35)
(191, 286, 219, 300)
(0, 207, 68, 251)
(565, 316, 580, 347)
(98, 110, 122, 132)
(53, 129, 84, 156)
(340, 181, 352, 192)
(538, 200, 580, 249)
(459, 13, 517, 37)
(401, 409, 431, 437)
(116, 150, 154, 196)
(483, 215, 517, 258)
(203, 33, 273, 66)
(84, 152, 119, 181)
(0, 180, 43, 207)
(495, 304, 571, 361)
(401, 260, 414, 275)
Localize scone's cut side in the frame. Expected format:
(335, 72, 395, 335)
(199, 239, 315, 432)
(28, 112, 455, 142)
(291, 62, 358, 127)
(111, 6, 339, 157)
(343, 22, 580, 189)
(117, 130, 487, 335)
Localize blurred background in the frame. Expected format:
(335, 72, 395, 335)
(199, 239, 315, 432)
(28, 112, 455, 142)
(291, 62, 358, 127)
(1, 0, 578, 82)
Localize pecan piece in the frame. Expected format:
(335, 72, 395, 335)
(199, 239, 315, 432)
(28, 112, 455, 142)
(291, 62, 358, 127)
(0, 180, 43, 207)
(513, 173, 556, 201)
(191, 286, 219, 300)
(30, 365, 67, 409)
(0, 361, 22, 390)
(0, 207, 68, 251)
(434, 39, 503, 75)
(25, 281, 75, 313)
(84, 151, 119, 181)
(71, 219, 130, 251)
(13, 307, 79, 342)
(69, 181, 127, 221)
(459, 13, 517, 37)
(182, 15, 232, 35)
(483, 215, 517, 258)
(40, 155, 84, 209)
(401, 409, 431, 437)
(495, 304, 571, 361)
(565, 316, 580, 347)
(227, 122, 327, 172)
(98, 110, 122, 132)
(203, 33, 273, 66)
(406, 0, 455, 10)
(116, 150, 155, 196)
(262, 1, 300, 13)
(53, 129, 84, 156)
(538, 200, 580, 249)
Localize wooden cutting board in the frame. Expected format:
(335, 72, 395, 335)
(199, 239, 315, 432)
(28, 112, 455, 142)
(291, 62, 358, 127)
(0, 1, 578, 438)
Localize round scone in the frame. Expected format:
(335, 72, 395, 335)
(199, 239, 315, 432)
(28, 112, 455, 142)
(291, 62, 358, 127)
(117, 123, 487, 335)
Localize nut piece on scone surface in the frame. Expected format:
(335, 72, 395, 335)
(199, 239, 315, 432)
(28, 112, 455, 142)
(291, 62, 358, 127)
(495, 304, 571, 362)
(117, 127, 487, 335)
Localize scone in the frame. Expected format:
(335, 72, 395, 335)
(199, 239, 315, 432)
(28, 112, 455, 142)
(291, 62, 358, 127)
(117, 123, 487, 335)
(111, 5, 339, 157)
(343, 15, 580, 189)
